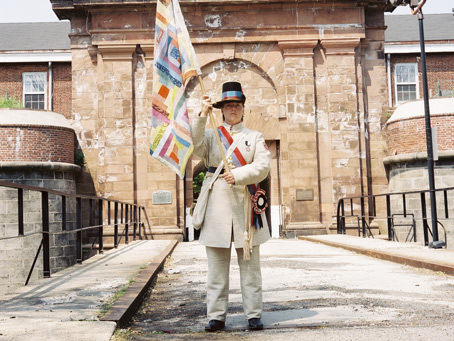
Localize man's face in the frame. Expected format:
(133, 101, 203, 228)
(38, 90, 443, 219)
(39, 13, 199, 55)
(221, 102, 244, 125)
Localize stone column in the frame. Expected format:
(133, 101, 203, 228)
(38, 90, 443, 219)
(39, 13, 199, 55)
(318, 38, 361, 223)
(95, 45, 136, 203)
(132, 46, 153, 208)
(360, 31, 390, 232)
(278, 40, 324, 234)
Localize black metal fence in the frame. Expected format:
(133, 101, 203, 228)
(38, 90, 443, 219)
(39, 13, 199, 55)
(436, 79, 454, 97)
(0, 180, 151, 285)
(336, 186, 454, 248)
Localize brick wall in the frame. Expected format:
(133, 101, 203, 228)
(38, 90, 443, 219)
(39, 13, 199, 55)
(390, 52, 454, 106)
(50, 63, 72, 118)
(386, 113, 454, 155)
(0, 126, 74, 163)
(426, 53, 454, 95)
(0, 62, 72, 119)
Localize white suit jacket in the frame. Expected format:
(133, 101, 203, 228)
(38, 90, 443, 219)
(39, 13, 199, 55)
(192, 116, 271, 248)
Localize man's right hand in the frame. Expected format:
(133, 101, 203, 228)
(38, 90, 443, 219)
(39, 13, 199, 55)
(200, 95, 212, 117)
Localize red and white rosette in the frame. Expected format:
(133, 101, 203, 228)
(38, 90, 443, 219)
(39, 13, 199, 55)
(251, 188, 268, 215)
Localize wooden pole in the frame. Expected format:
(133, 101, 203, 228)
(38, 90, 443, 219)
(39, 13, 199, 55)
(198, 75, 230, 173)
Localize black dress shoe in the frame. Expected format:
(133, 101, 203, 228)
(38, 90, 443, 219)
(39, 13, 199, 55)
(248, 317, 263, 330)
(205, 319, 225, 332)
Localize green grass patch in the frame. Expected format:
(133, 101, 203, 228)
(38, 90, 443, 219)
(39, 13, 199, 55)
(99, 278, 136, 317)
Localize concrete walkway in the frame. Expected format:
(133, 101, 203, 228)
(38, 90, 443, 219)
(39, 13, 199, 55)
(1, 235, 454, 340)
(299, 234, 454, 275)
(0, 240, 177, 341)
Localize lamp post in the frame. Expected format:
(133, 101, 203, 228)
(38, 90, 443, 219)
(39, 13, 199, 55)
(386, 0, 443, 247)
(415, 8, 442, 247)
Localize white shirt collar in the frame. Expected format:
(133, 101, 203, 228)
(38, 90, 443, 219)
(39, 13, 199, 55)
(222, 122, 244, 134)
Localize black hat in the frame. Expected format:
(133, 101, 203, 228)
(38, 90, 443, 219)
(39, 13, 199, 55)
(213, 81, 246, 109)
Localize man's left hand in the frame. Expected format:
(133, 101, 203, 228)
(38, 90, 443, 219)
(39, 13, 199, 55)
(220, 172, 235, 185)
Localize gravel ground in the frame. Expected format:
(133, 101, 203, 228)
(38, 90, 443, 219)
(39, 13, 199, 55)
(111, 239, 454, 340)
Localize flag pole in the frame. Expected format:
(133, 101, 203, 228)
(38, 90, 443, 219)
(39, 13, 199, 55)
(198, 75, 231, 174)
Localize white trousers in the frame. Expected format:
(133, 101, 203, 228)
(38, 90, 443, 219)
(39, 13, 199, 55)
(205, 245, 262, 321)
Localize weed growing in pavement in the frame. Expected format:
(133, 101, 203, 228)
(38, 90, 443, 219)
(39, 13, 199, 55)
(98, 278, 136, 317)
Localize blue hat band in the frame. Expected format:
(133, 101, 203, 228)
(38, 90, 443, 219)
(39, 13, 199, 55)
(222, 91, 243, 101)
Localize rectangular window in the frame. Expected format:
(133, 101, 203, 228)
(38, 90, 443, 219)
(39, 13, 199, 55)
(394, 63, 419, 104)
(22, 72, 47, 110)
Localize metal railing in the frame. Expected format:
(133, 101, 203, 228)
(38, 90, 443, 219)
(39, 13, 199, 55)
(0, 180, 151, 285)
(436, 79, 454, 97)
(336, 186, 454, 247)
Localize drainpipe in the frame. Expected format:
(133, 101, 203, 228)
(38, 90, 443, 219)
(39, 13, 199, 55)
(387, 54, 393, 107)
(361, 47, 374, 225)
(355, 47, 365, 238)
(313, 42, 323, 224)
(48, 61, 53, 111)
(131, 46, 143, 208)
(276, 140, 283, 236)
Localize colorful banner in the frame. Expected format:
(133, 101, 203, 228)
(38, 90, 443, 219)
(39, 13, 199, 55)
(150, 0, 201, 178)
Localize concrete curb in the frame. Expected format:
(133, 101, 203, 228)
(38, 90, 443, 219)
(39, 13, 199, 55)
(99, 239, 178, 327)
(298, 236, 454, 276)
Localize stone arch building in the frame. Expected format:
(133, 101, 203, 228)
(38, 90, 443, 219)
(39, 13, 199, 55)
(51, 0, 391, 239)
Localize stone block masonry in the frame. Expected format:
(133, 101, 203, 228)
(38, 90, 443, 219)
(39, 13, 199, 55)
(0, 169, 79, 290)
(387, 160, 454, 249)
(0, 108, 81, 290)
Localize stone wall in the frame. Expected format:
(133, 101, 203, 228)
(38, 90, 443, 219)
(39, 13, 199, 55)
(0, 109, 80, 290)
(385, 155, 454, 249)
(383, 95, 454, 247)
(0, 166, 79, 291)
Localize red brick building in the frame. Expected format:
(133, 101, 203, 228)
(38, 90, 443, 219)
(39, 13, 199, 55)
(0, 22, 76, 285)
(385, 97, 454, 155)
(0, 22, 72, 119)
(385, 14, 454, 107)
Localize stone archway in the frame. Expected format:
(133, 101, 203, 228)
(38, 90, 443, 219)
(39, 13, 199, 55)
(188, 58, 281, 139)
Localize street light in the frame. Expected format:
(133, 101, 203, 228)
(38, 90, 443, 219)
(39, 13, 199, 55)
(385, 0, 445, 248)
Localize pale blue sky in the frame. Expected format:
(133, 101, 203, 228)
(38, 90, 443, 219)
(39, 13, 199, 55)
(0, 0, 452, 23)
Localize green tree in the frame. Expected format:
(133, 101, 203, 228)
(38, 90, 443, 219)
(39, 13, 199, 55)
(193, 171, 206, 199)
(0, 93, 22, 108)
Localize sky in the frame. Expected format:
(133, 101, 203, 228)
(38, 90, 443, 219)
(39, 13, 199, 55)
(386, 0, 453, 14)
(0, 0, 452, 23)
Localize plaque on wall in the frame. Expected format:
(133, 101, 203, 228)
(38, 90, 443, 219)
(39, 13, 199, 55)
(152, 190, 172, 205)
(296, 189, 314, 201)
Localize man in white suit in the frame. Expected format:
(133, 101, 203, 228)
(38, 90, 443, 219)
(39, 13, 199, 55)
(192, 81, 271, 332)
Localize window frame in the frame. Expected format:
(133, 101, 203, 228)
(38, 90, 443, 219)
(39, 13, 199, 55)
(22, 72, 48, 110)
(394, 62, 419, 105)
